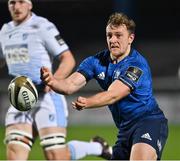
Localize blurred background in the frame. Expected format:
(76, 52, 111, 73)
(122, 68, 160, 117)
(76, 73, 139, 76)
(0, 0, 180, 159)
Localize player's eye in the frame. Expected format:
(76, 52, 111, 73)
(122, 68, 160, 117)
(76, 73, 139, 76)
(19, 0, 25, 4)
(9, 0, 16, 5)
(116, 34, 122, 38)
(106, 33, 112, 39)
(9, 0, 25, 5)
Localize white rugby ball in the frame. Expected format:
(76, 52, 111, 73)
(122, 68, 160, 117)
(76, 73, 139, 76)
(8, 76, 38, 111)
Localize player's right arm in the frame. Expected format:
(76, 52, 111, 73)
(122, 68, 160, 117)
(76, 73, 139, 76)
(41, 67, 86, 95)
(0, 40, 6, 68)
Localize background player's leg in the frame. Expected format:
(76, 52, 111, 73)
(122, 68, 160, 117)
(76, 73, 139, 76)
(39, 126, 71, 160)
(39, 127, 112, 160)
(5, 124, 33, 160)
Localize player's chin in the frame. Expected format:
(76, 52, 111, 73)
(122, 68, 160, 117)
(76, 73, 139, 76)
(13, 15, 25, 23)
(110, 50, 121, 57)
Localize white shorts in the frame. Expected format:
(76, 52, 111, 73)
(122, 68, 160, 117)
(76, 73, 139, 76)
(5, 91, 68, 130)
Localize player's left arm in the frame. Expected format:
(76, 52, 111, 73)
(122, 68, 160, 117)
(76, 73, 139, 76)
(72, 79, 130, 110)
(53, 50, 76, 80)
(39, 20, 76, 91)
(0, 58, 6, 68)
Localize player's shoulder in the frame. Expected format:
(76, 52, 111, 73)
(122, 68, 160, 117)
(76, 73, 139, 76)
(94, 49, 109, 59)
(81, 49, 109, 67)
(126, 49, 150, 76)
(92, 49, 110, 64)
(32, 14, 52, 26)
(129, 49, 149, 66)
(32, 14, 57, 31)
(0, 21, 14, 33)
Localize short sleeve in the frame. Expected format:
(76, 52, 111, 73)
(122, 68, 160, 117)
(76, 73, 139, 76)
(39, 21, 69, 57)
(76, 56, 95, 82)
(119, 64, 144, 90)
(0, 31, 4, 59)
(0, 43, 3, 59)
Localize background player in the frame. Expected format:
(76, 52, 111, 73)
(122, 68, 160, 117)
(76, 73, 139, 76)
(0, 0, 112, 160)
(41, 12, 168, 160)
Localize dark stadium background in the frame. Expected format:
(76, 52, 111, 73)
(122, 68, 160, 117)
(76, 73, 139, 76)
(0, 0, 180, 159)
(0, 0, 180, 77)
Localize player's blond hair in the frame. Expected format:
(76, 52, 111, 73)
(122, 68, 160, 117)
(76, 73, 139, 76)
(107, 12, 136, 34)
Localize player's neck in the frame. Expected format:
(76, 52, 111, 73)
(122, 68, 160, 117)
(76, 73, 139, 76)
(111, 47, 131, 64)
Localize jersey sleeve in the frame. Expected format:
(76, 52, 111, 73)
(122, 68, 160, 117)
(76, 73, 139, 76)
(39, 20, 69, 57)
(118, 62, 145, 91)
(0, 31, 4, 59)
(0, 43, 3, 59)
(76, 56, 95, 82)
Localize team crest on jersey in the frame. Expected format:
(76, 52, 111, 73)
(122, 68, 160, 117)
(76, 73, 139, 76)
(22, 33, 29, 40)
(47, 25, 55, 31)
(114, 70, 121, 79)
(125, 66, 142, 82)
(55, 34, 65, 46)
(31, 24, 39, 29)
(49, 114, 55, 121)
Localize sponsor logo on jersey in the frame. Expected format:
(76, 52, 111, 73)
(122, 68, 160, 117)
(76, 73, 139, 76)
(125, 66, 142, 82)
(9, 32, 19, 39)
(55, 34, 65, 46)
(141, 133, 152, 141)
(97, 72, 105, 80)
(5, 44, 29, 64)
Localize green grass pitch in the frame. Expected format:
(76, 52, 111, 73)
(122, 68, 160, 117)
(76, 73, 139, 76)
(0, 124, 179, 160)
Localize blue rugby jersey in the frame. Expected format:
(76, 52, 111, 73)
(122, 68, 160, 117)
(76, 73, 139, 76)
(77, 49, 165, 129)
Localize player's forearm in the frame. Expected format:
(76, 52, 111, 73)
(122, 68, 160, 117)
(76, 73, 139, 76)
(54, 60, 75, 79)
(50, 78, 82, 95)
(50, 79, 72, 95)
(54, 51, 76, 79)
(41, 67, 85, 95)
(85, 91, 118, 108)
(86, 79, 131, 108)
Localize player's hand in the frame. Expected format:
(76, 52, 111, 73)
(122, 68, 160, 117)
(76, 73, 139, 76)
(40, 67, 56, 87)
(41, 67, 63, 94)
(44, 85, 52, 93)
(72, 96, 87, 111)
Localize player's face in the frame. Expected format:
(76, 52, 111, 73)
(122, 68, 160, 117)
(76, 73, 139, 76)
(8, 0, 32, 25)
(106, 24, 134, 60)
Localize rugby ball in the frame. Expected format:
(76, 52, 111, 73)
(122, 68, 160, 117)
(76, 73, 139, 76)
(8, 76, 38, 111)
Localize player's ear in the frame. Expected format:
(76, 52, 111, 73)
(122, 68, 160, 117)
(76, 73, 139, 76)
(29, 3, 33, 10)
(129, 33, 135, 44)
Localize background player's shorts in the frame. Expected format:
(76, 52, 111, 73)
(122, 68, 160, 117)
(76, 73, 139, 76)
(111, 118, 168, 160)
(5, 91, 68, 129)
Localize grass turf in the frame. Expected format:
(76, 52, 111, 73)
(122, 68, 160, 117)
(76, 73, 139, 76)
(0, 124, 179, 160)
